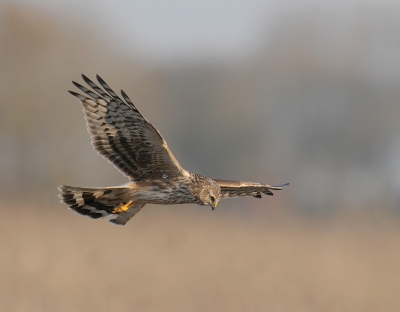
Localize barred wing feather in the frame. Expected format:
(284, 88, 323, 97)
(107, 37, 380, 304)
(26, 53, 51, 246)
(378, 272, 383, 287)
(213, 179, 289, 198)
(69, 74, 187, 181)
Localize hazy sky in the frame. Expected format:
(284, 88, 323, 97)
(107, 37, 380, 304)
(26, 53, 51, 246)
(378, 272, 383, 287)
(6, 0, 400, 62)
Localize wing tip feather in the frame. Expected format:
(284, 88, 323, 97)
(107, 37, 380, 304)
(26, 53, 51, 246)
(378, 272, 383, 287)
(72, 80, 83, 88)
(68, 90, 85, 100)
(81, 73, 92, 85)
(270, 182, 289, 190)
(96, 74, 106, 86)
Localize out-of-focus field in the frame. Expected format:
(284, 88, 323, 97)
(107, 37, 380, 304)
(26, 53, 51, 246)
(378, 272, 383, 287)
(2, 202, 399, 312)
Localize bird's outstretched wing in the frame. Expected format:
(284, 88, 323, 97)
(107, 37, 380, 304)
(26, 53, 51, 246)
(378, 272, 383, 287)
(69, 74, 187, 181)
(213, 179, 289, 198)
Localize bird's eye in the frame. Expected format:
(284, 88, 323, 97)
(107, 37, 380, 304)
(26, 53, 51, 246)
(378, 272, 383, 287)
(209, 195, 215, 203)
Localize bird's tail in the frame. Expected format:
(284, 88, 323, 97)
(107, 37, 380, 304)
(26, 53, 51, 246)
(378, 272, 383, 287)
(58, 185, 143, 225)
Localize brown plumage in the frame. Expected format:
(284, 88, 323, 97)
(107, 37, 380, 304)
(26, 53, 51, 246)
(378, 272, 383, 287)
(58, 75, 288, 225)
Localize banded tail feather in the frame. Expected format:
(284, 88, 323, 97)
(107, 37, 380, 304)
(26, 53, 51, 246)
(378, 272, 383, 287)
(58, 185, 143, 225)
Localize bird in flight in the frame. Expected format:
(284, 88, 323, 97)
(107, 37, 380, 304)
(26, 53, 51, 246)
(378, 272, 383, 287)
(58, 75, 288, 225)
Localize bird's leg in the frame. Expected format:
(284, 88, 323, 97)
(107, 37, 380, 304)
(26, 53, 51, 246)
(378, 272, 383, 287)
(113, 200, 135, 214)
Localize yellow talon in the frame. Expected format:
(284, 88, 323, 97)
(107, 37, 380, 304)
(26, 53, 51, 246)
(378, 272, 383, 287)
(113, 200, 134, 214)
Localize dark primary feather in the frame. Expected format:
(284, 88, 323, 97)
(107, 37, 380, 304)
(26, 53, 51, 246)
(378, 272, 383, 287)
(81, 75, 113, 101)
(213, 179, 289, 198)
(269, 183, 289, 189)
(68, 75, 186, 181)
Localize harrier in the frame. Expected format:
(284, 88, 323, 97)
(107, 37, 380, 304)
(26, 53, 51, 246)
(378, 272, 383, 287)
(58, 75, 288, 225)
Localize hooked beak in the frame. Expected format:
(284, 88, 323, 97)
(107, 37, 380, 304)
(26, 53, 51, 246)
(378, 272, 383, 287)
(211, 201, 218, 211)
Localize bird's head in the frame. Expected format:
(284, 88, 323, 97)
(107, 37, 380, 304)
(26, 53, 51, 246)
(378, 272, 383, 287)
(200, 179, 221, 210)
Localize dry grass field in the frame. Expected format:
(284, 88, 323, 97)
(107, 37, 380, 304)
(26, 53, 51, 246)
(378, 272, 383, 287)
(1, 202, 400, 312)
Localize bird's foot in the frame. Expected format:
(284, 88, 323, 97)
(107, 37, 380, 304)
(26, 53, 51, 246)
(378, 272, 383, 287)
(113, 200, 134, 214)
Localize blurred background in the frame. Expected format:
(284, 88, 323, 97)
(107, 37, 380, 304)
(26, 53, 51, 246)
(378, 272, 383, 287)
(1, 0, 400, 311)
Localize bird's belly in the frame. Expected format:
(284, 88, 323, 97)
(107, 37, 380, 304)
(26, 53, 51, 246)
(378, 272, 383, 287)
(131, 181, 195, 205)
